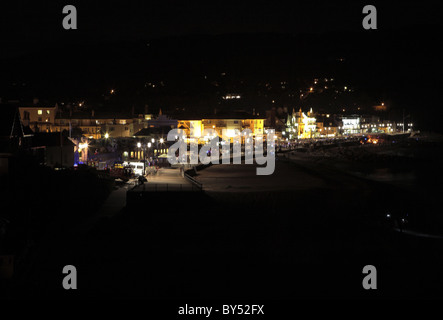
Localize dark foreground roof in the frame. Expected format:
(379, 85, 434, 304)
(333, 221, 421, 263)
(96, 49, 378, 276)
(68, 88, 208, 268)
(30, 133, 75, 148)
(0, 104, 25, 138)
(134, 126, 174, 137)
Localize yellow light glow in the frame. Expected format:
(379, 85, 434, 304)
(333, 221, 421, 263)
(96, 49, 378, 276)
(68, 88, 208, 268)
(79, 143, 88, 151)
(190, 121, 202, 138)
(225, 129, 237, 138)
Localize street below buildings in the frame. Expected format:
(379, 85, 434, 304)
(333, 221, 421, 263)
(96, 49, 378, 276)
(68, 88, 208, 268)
(7, 138, 443, 299)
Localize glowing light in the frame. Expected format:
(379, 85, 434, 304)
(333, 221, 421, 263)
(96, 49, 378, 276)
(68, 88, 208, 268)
(225, 129, 237, 138)
(104, 133, 109, 139)
(78, 143, 88, 151)
(190, 121, 202, 138)
(137, 142, 141, 148)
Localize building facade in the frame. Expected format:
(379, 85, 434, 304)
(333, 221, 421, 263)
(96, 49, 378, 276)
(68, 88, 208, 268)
(285, 108, 317, 139)
(178, 114, 265, 144)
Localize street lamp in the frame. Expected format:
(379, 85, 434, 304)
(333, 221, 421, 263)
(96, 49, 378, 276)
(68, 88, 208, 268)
(147, 142, 151, 159)
(159, 138, 165, 158)
(137, 142, 142, 160)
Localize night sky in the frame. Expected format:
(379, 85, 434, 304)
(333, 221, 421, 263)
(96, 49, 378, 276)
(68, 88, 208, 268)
(1, 1, 442, 130)
(0, 1, 441, 46)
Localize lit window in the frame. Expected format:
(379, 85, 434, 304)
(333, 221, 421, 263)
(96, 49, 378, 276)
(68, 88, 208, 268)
(38, 110, 43, 115)
(46, 110, 50, 115)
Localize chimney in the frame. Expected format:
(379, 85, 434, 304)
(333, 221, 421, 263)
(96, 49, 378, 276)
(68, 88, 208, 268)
(92, 109, 95, 117)
(144, 104, 148, 114)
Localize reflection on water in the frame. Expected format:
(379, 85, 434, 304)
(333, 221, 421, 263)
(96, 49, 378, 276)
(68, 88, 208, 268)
(351, 167, 416, 187)
(366, 168, 416, 184)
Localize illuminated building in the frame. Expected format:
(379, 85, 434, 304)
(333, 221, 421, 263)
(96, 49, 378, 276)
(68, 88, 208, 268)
(178, 112, 265, 144)
(19, 105, 58, 133)
(285, 108, 317, 139)
(340, 117, 361, 135)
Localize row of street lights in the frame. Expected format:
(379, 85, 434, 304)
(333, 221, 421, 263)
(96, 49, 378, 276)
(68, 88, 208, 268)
(137, 138, 165, 161)
(136, 138, 164, 149)
(102, 134, 165, 162)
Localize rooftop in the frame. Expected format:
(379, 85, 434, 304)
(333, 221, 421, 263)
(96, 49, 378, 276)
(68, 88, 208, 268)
(30, 133, 76, 148)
